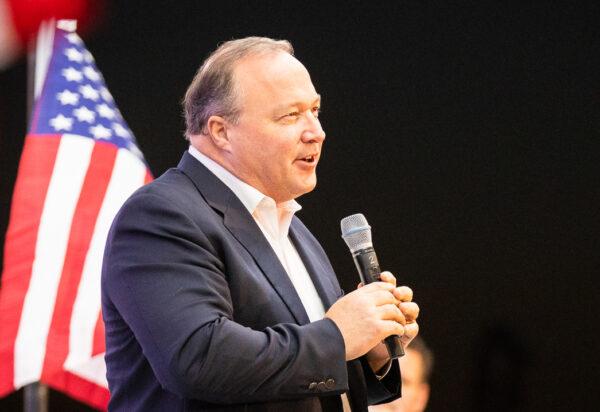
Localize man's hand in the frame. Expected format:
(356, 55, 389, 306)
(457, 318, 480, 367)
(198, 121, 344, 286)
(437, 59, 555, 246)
(325, 281, 406, 361)
(380, 271, 419, 348)
(365, 271, 420, 372)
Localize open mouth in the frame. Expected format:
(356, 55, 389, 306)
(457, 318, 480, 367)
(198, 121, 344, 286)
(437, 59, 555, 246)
(300, 154, 317, 163)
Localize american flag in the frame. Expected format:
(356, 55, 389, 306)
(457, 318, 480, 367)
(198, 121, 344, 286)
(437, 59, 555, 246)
(0, 22, 152, 409)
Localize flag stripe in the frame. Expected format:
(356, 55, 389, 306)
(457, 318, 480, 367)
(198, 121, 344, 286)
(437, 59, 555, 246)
(65, 148, 147, 373)
(65, 353, 108, 388)
(0, 135, 61, 395)
(13, 135, 94, 388)
(45, 368, 110, 410)
(40, 142, 118, 383)
(92, 311, 105, 357)
(145, 169, 153, 184)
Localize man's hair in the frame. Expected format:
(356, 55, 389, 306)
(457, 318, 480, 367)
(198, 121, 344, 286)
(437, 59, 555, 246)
(183, 37, 294, 138)
(409, 336, 435, 382)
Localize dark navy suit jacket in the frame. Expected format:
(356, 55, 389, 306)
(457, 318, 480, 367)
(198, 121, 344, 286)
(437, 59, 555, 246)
(101, 152, 399, 411)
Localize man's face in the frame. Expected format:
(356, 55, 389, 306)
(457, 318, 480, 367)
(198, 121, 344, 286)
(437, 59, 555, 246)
(223, 51, 325, 203)
(398, 348, 430, 412)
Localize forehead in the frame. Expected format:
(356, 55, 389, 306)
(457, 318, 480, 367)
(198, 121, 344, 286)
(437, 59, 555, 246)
(232, 51, 319, 111)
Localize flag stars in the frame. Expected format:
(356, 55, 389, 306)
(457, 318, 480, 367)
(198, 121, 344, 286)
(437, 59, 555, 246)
(64, 47, 84, 63)
(113, 123, 131, 138)
(97, 103, 115, 119)
(73, 106, 96, 123)
(79, 84, 100, 101)
(62, 67, 83, 82)
(49, 114, 73, 131)
(56, 89, 79, 105)
(83, 66, 101, 82)
(100, 87, 113, 102)
(83, 50, 94, 63)
(39, 32, 143, 156)
(65, 33, 83, 45)
(90, 124, 112, 139)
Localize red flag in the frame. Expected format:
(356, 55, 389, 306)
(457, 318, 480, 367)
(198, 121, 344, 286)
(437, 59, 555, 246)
(0, 21, 152, 410)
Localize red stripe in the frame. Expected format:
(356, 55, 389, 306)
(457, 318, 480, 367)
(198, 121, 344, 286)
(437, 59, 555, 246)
(44, 370, 109, 411)
(92, 311, 105, 356)
(0, 135, 61, 396)
(40, 143, 117, 383)
(144, 169, 153, 184)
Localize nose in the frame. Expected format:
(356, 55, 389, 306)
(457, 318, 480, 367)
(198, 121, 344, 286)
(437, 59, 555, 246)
(301, 112, 326, 143)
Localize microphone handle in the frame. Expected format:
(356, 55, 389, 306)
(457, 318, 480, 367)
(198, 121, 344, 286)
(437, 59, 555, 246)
(352, 247, 405, 359)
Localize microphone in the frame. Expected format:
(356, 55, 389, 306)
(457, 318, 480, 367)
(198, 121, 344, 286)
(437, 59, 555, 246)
(340, 213, 404, 359)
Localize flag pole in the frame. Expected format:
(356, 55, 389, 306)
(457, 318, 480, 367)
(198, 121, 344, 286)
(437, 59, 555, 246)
(23, 18, 57, 412)
(23, 383, 48, 412)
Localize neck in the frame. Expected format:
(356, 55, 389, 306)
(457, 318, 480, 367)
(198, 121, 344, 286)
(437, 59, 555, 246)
(189, 139, 294, 205)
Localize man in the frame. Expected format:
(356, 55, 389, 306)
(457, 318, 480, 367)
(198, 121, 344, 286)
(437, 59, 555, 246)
(102, 37, 420, 411)
(369, 337, 433, 412)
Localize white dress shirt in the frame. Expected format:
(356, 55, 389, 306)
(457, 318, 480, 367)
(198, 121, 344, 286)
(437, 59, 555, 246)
(188, 146, 326, 322)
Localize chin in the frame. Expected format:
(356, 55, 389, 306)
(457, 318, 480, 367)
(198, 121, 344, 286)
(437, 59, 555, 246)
(300, 181, 317, 196)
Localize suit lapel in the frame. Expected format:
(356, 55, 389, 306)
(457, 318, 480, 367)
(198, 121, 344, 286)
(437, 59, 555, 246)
(178, 152, 310, 325)
(222, 204, 311, 325)
(289, 220, 339, 310)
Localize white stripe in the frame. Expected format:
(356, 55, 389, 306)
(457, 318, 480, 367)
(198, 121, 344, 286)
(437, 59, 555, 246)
(66, 353, 108, 387)
(13, 135, 94, 388)
(65, 148, 146, 375)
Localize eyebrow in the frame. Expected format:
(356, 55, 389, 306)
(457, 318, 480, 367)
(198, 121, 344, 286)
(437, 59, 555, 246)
(274, 94, 321, 113)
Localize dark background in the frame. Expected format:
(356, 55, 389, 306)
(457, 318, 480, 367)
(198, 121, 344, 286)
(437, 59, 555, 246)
(1, 1, 599, 411)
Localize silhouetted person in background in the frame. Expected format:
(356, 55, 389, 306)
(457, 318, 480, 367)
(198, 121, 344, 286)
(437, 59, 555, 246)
(370, 336, 433, 412)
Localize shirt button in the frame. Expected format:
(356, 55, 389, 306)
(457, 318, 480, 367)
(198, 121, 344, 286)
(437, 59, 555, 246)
(325, 378, 335, 389)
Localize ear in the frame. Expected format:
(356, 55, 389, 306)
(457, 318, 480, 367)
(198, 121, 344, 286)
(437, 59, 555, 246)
(205, 115, 232, 151)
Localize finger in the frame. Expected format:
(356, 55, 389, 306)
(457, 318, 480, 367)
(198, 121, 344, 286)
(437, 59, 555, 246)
(368, 290, 401, 306)
(378, 303, 406, 325)
(379, 271, 396, 287)
(401, 322, 419, 346)
(399, 301, 419, 322)
(380, 319, 405, 338)
(360, 281, 396, 293)
(392, 286, 413, 302)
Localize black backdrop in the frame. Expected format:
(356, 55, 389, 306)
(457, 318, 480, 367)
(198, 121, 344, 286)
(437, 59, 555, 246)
(1, 1, 598, 411)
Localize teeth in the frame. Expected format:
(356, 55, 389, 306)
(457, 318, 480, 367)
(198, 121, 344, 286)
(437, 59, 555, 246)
(301, 155, 315, 162)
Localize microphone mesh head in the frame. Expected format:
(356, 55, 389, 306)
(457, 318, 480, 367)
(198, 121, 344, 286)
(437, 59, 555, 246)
(340, 213, 373, 253)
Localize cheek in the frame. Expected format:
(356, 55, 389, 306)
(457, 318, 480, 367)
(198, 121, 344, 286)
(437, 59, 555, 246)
(266, 141, 296, 166)
(255, 128, 300, 172)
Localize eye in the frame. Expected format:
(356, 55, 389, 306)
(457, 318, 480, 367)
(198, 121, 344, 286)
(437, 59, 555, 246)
(312, 106, 321, 118)
(281, 111, 300, 120)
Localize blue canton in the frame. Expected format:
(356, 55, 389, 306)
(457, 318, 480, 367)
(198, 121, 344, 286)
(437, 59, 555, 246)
(32, 28, 143, 159)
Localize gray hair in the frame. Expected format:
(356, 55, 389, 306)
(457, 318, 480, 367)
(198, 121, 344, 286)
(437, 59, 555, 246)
(183, 37, 294, 138)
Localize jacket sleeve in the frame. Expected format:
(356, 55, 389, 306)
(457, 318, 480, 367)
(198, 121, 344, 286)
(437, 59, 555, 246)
(362, 356, 401, 405)
(102, 191, 349, 404)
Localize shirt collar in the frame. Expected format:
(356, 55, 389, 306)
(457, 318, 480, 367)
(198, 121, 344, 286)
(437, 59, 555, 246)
(188, 146, 302, 219)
